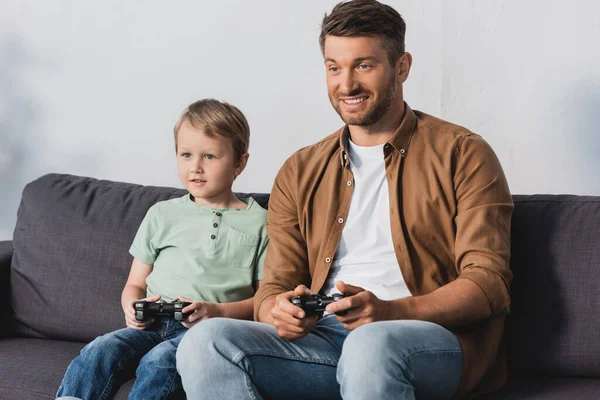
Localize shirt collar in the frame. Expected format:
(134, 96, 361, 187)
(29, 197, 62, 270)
(338, 102, 417, 169)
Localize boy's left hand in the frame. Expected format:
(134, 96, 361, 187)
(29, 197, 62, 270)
(178, 295, 223, 329)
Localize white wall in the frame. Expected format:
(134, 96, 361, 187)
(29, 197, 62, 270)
(1, 0, 599, 240)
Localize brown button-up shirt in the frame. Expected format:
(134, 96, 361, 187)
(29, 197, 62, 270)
(254, 104, 513, 397)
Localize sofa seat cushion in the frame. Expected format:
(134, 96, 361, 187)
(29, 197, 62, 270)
(0, 337, 138, 400)
(480, 377, 600, 399)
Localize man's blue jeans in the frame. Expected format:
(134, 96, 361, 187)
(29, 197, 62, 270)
(56, 317, 187, 400)
(176, 315, 463, 399)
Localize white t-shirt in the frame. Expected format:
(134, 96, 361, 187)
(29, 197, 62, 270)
(323, 140, 411, 301)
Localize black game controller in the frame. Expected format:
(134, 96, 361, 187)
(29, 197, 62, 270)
(134, 300, 192, 322)
(291, 293, 349, 316)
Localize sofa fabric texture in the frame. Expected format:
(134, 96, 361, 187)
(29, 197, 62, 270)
(0, 173, 598, 399)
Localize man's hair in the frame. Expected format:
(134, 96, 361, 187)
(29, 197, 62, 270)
(319, 0, 406, 65)
(173, 99, 250, 161)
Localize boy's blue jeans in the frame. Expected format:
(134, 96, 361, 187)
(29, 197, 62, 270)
(176, 315, 463, 400)
(56, 317, 187, 400)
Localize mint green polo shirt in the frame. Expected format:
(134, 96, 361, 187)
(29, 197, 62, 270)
(129, 194, 268, 303)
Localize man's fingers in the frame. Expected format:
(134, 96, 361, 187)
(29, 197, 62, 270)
(326, 291, 363, 314)
(335, 281, 364, 295)
(293, 285, 311, 297)
(271, 307, 306, 327)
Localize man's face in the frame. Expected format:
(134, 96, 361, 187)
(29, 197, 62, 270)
(324, 35, 402, 126)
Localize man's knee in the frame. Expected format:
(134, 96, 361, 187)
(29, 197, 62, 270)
(176, 318, 240, 369)
(340, 320, 453, 370)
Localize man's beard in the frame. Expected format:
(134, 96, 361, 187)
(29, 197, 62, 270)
(331, 75, 397, 126)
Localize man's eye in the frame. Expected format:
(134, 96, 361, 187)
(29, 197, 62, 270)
(358, 64, 371, 70)
(204, 154, 215, 160)
(181, 153, 191, 158)
(328, 66, 339, 73)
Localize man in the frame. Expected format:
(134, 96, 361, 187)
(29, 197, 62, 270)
(177, 1, 513, 399)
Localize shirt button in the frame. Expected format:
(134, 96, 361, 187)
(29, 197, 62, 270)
(338, 218, 344, 224)
(347, 180, 352, 186)
(213, 223, 218, 228)
(210, 235, 216, 240)
(216, 212, 222, 217)
(325, 257, 331, 263)
(400, 148, 406, 154)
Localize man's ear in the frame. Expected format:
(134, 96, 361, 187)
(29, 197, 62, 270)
(396, 52, 413, 83)
(234, 153, 250, 177)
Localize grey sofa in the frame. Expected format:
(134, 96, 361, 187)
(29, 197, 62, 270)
(0, 173, 599, 399)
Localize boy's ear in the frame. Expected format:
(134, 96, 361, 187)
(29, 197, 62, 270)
(234, 153, 250, 176)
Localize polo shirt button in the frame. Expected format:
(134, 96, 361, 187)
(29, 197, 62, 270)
(347, 180, 352, 186)
(216, 212, 222, 217)
(325, 257, 331, 263)
(338, 218, 344, 223)
(400, 148, 406, 154)
(210, 235, 216, 240)
(213, 223, 218, 228)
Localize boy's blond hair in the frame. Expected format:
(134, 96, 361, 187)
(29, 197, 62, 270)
(174, 99, 250, 161)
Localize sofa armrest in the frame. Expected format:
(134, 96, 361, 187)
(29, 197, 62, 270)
(0, 241, 13, 336)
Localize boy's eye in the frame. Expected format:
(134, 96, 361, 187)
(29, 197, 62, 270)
(203, 154, 215, 160)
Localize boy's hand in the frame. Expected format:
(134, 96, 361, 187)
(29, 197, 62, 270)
(178, 296, 223, 329)
(270, 285, 318, 341)
(124, 294, 161, 330)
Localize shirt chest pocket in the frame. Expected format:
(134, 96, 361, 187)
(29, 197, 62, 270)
(224, 228, 259, 268)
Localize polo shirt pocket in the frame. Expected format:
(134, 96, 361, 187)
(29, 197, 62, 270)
(226, 228, 259, 268)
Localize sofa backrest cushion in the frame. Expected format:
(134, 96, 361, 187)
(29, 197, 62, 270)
(9, 173, 269, 342)
(506, 195, 600, 378)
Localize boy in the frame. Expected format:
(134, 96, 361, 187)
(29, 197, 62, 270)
(56, 99, 268, 400)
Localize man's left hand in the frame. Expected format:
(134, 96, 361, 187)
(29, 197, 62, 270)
(325, 281, 393, 330)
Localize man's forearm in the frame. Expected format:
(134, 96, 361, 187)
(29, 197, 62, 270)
(390, 278, 493, 328)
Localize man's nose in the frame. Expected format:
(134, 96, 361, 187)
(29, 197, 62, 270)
(340, 70, 359, 95)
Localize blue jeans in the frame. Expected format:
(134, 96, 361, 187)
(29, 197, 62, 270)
(176, 315, 463, 400)
(56, 318, 187, 400)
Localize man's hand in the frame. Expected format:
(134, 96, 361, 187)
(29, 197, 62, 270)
(124, 294, 160, 330)
(270, 285, 318, 340)
(178, 296, 223, 329)
(325, 281, 393, 330)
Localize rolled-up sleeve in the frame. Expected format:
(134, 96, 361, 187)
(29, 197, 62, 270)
(453, 133, 513, 315)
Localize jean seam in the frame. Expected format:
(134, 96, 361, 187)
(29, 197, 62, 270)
(100, 346, 147, 400)
(401, 348, 463, 365)
(244, 373, 259, 400)
(158, 368, 179, 400)
(233, 349, 339, 366)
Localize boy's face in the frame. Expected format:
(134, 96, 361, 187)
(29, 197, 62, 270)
(176, 120, 246, 206)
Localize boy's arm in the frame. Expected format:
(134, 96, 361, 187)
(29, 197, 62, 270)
(121, 258, 158, 329)
(180, 281, 261, 328)
(218, 281, 262, 320)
